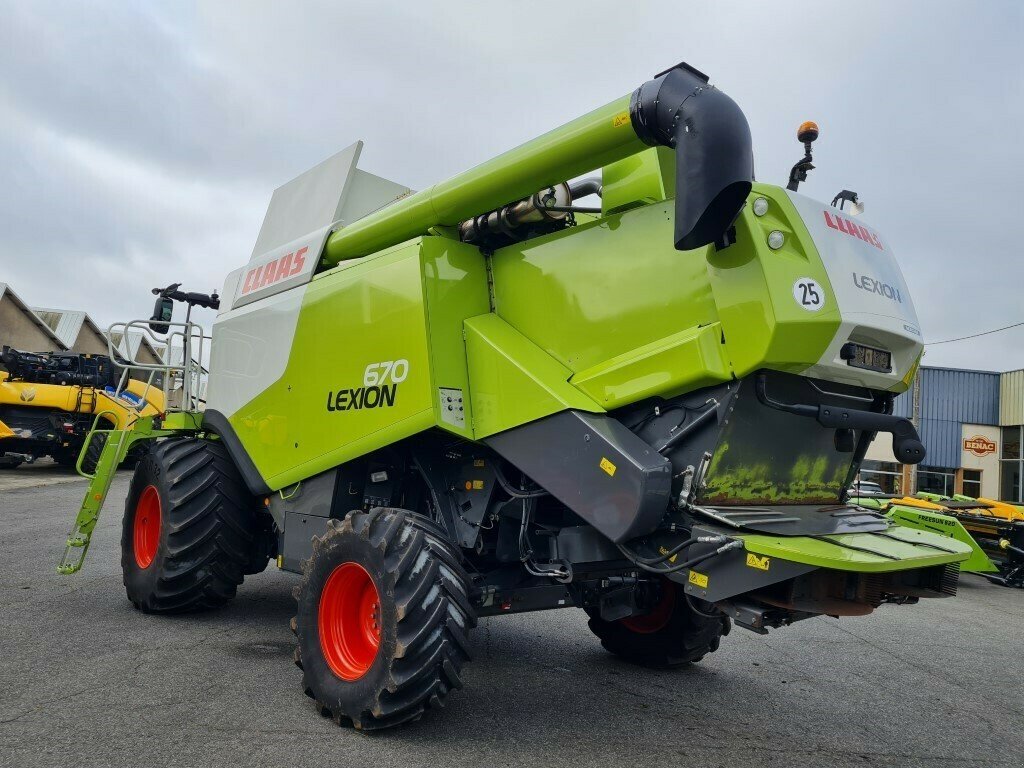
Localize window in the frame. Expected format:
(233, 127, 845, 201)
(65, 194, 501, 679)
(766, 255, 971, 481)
(962, 469, 982, 498)
(917, 466, 956, 497)
(1000, 426, 1023, 503)
(859, 460, 902, 494)
(1002, 427, 1021, 460)
(1001, 462, 1021, 504)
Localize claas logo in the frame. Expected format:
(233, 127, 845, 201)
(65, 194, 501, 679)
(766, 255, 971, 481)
(241, 246, 308, 295)
(823, 210, 882, 250)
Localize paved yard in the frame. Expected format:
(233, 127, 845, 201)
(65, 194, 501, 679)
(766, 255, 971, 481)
(1, 471, 1021, 767)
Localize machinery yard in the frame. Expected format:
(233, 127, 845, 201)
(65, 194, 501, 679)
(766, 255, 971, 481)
(1, 472, 1021, 768)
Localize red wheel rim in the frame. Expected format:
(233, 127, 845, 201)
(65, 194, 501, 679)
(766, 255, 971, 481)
(620, 580, 676, 634)
(319, 562, 381, 681)
(133, 485, 162, 570)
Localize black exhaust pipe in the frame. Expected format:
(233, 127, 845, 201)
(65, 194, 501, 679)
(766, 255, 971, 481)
(630, 62, 754, 251)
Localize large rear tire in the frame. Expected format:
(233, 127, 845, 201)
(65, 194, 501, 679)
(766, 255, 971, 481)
(293, 507, 475, 730)
(586, 578, 730, 667)
(121, 437, 258, 613)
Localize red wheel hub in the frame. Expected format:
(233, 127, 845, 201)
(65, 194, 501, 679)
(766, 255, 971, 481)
(319, 562, 382, 681)
(620, 579, 676, 634)
(133, 484, 162, 570)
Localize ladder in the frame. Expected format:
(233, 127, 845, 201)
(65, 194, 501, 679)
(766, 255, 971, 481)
(57, 413, 127, 574)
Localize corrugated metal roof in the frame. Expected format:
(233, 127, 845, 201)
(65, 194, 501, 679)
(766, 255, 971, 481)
(0, 283, 68, 350)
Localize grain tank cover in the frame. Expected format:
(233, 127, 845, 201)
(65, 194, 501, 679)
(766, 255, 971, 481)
(227, 142, 413, 311)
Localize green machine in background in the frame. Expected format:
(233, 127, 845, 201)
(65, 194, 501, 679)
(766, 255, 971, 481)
(851, 492, 1024, 587)
(62, 61, 970, 730)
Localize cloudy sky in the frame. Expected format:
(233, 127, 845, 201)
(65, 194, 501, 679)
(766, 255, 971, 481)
(1, 1, 1022, 370)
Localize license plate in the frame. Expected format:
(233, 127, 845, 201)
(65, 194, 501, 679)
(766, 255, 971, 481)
(845, 343, 892, 373)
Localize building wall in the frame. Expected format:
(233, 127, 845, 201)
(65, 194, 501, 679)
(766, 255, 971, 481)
(891, 367, 1000, 467)
(959, 423, 1000, 497)
(0, 297, 61, 352)
(72, 326, 109, 355)
(1001, 369, 1024, 426)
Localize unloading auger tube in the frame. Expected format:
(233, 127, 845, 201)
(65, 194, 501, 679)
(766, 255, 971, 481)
(322, 61, 753, 264)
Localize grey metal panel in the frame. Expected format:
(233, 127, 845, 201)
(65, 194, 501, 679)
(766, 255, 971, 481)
(485, 410, 672, 543)
(920, 367, 1000, 425)
(918, 417, 961, 468)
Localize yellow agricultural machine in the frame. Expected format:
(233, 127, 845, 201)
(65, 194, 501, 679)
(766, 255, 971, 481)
(0, 346, 163, 470)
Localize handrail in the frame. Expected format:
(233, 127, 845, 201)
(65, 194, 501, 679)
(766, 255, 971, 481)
(106, 318, 212, 413)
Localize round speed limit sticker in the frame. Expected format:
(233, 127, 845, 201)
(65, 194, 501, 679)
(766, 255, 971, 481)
(793, 278, 825, 311)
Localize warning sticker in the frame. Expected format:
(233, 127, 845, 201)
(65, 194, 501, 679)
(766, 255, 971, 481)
(612, 111, 631, 128)
(746, 553, 770, 571)
(688, 570, 709, 588)
(599, 457, 617, 476)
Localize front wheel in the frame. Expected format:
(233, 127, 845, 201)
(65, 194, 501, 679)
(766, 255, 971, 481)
(292, 507, 475, 730)
(121, 437, 259, 613)
(586, 578, 730, 667)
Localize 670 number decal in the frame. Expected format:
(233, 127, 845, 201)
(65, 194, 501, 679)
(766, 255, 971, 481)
(363, 359, 409, 386)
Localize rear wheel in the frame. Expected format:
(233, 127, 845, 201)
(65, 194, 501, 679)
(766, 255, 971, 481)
(586, 578, 730, 667)
(121, 437, 258, 613)
(293, 507, 475, 730)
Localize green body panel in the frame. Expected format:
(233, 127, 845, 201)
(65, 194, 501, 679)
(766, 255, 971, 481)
(464, 313, 603, 438)
(570, 322, 731, 408)
(231, 241, 437, 489)
(739, 526, 971, 573)
(706, 183, 843, 380)
(419, 238, 492, 440)
(489, 200, 722, 376)
(323, 96, 643, 264)
(601, 147, 674, 215)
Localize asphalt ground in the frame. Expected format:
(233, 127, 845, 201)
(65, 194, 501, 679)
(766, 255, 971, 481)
(1, 470, 1022, 768)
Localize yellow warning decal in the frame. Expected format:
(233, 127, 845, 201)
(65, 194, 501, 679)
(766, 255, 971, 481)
(746, 553, 770, 571)
(472, 480, 485, 490)
(599, 457, 617, 476)
(688, 570, 709, 588)
(473, 459, 485, 467)
(611, 111, 630, 128)
(658, 546, 678, 565)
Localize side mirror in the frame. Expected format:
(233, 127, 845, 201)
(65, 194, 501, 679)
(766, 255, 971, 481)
(149, 296, 174, 334)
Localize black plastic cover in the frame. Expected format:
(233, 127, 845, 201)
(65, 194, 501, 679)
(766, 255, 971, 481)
(630, 63, 754, 251)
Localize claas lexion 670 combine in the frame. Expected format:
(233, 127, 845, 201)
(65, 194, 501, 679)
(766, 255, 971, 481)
(60, 62, 972, 730)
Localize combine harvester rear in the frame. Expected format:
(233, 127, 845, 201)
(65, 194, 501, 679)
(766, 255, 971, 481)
(60, 62, 971, 730)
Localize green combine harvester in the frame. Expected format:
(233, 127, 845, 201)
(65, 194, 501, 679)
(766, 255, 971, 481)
(60, 62, 971, 730)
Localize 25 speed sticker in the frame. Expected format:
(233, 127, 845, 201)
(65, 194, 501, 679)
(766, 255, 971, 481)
(793, 277, 826, 311)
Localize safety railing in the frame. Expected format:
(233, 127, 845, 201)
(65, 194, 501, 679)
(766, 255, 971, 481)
(105, 318, 211, 414)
